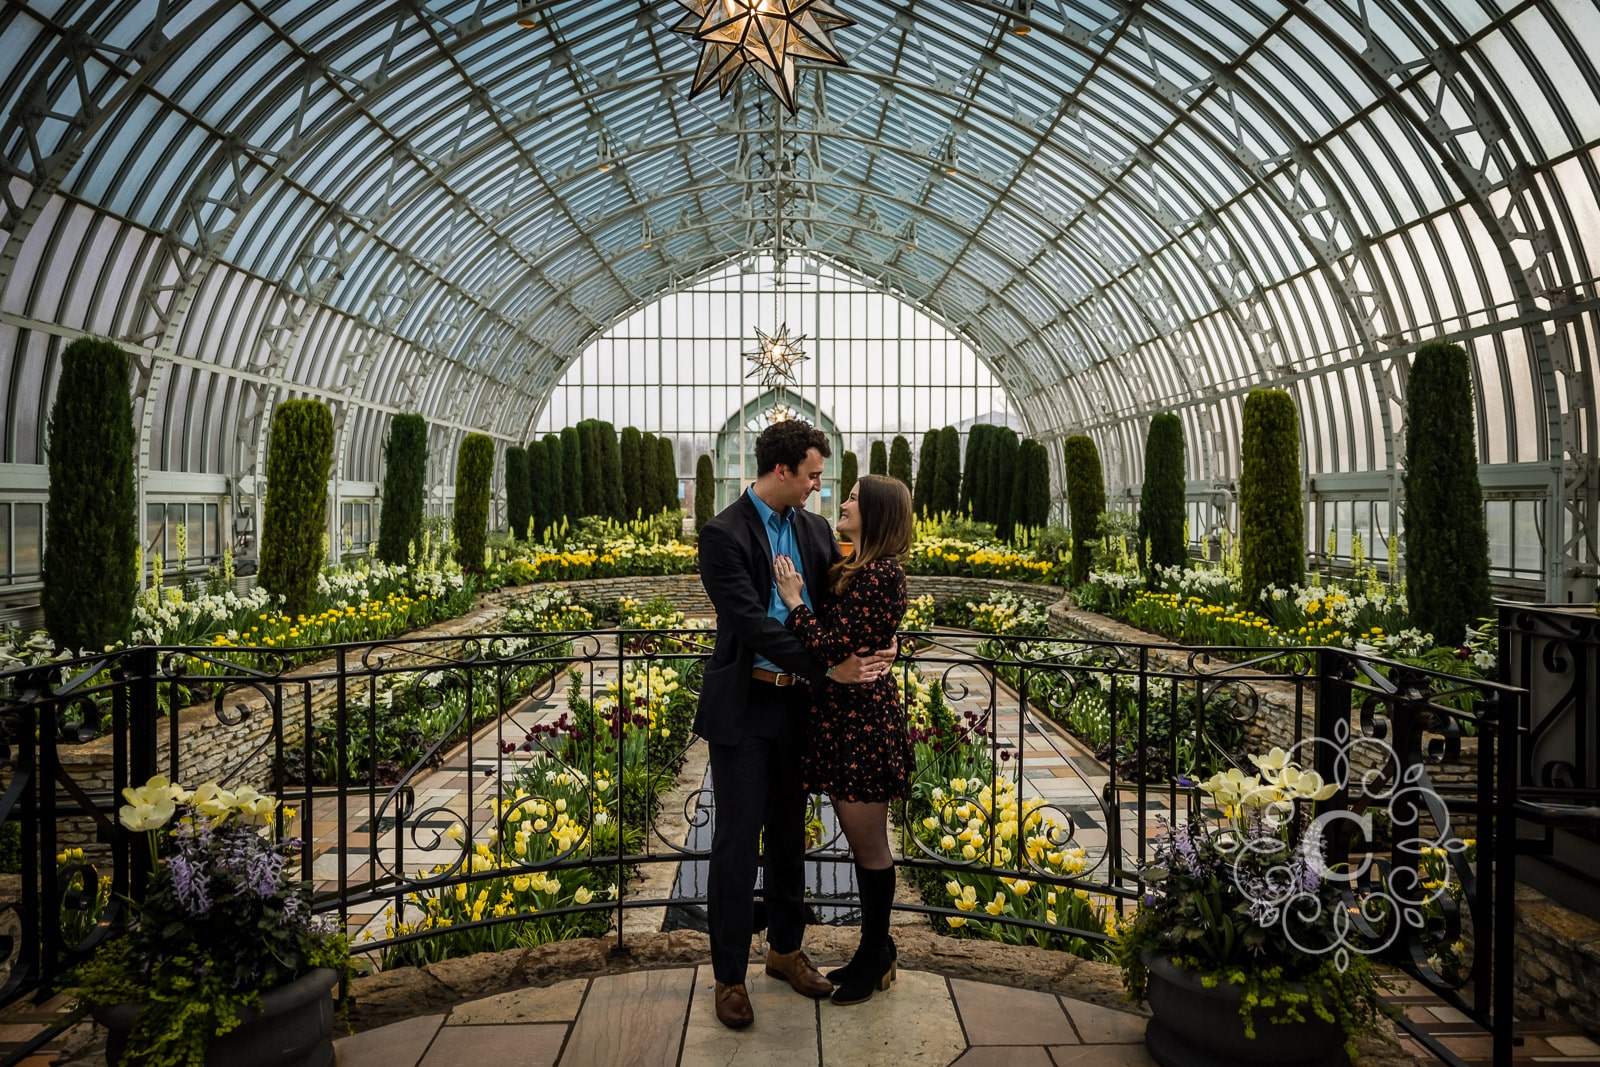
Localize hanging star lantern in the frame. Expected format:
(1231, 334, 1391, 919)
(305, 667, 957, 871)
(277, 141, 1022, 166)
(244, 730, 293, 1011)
(744, 322, 810, 388)
(672, 0, 854, 114)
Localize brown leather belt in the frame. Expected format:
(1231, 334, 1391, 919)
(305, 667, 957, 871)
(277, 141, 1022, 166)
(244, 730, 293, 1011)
(751, 667, 803, 687)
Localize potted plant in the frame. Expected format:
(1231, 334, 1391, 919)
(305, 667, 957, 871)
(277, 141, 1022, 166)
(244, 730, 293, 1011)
(1113, 750, 1391, 1067)
(75, 775, 351, 1067)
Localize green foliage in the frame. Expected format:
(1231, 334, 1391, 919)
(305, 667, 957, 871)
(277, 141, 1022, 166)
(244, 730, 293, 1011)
(1137, 414, 1187, 574)
(936, 426, 962, 514)
(639, 431, 660, 515)
(542, 433, 564, 527)
(1010, 438, 1051, 537)
(961, 425, 987, 517)
(559, 426, 583, 520)
(1238, 389, 1304, 606)
(42, 336, 137, 652)
(914, 430, 939, 516)
(889, 434, 913, 490)
(526, 441, 550, 540)
(505, 446, 530, 542)
(452, 433, 494, 573)
(259, 400, 334, 618)
(1063, 435, 1106, 585)
(575, 421, 603, 517)
(694, 454, 715, 531)
(990, 428, 1019, 538)
(840, 450, 859, 503)
(377, 414, 428, 565)
(1404, 342, 1492, 644)
(600, 421, 624, 520)
(869, 439, 888, 476)
(619, 427, 643, 518)
(656, 437, 677, 513)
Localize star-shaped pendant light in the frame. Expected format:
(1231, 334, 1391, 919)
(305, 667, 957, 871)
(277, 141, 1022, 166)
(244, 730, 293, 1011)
(744, 322, 810, 389)
(672, 0, 854, 114)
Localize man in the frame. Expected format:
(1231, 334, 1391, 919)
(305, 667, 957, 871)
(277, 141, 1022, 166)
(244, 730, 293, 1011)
(694, 420, 893, 1029)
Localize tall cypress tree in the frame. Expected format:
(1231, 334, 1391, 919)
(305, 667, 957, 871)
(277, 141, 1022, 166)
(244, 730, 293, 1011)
(840, 451, 859, 512)
(640, 431, 660, 514)
(560, 426, 584, 519)
(1027, 438, 1052, 528)
(527, 440, 549, 542)
(889, 434, 913, 491)
(1063, 434, 1106, 585)
(543, 432, 565, 527)
(694, 453, 715, 531)
(505, 446, 531, 541)
(620, 427, 643, 519)
(376, 413, 428, 565)
(914, 430, 939, 516)
(869, 439, 888, 477)
(936, 426, 962, 515)
(992, 429, 1020, 539)
(453, 433, 494, 573)
(656, 436, 677, 512)
(42, 336, 137, 651)
(1137, 414, 1187, 575)
(960, 426, 983, 517)
(259, 399, 335, 617)
(1405, 342, 1492, 643)
(1238, 389, 1305, 606)
(600, 421, 625, 519)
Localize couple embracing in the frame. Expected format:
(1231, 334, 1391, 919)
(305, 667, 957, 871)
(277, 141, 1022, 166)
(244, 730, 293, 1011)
(693, 419, 915, 1029)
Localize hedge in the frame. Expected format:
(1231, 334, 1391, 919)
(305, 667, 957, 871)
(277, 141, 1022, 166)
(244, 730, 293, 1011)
(559, 426, 583, 520)
(640, 431, 660, 515)
(453, 433, 494, 573)
(1238, 389, 1304, 606)
(376, 413, 428, 565)
(42, 336, 137, 652)
(936, 426, 962, 514)
(543, 433, 565, 528)
(990, 428, 1019, 537)
(600, 421, 624, 520)
(620, 427, 643, 519)
(961, 425, 987, 518)
(1063, 435, 1106, 585)
(913, 430, 939, 516)
(694, 454, 715, 531)
(1404, 342, 1492, 644)
(527, 440, 550, 540)
(1137, 413, 1186, 574)
(505, 446, 531, 541)
(259, 399, 334, 617)
(1011, 438, 1051, 533)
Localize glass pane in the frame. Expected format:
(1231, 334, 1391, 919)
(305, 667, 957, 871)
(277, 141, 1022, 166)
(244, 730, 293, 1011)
(14, 503, 41, 581)
(0, 503, 9, 584)
(1514, 500, 1543, 576)
(1485, 500, 1512, 575)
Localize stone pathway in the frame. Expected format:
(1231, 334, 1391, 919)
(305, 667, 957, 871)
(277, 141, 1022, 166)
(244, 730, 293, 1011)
(332, 965, 1157, 1067)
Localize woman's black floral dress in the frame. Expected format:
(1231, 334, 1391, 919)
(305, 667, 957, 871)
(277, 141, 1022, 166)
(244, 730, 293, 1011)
(785, 556, 911, 802)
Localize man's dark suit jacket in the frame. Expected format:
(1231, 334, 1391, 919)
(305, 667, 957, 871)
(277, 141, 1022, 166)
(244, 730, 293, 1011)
(693, 491, 842, 746)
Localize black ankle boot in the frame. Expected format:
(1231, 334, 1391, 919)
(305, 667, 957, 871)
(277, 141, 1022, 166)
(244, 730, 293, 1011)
(826, 934, 895, 985)
(830, 865, 896, 1005)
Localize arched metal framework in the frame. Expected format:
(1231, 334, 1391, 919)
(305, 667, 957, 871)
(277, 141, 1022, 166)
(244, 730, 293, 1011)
(1, 0, 1596, 599)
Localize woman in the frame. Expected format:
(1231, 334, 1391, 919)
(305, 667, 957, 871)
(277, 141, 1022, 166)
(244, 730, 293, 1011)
(773, 473, 913, 1006)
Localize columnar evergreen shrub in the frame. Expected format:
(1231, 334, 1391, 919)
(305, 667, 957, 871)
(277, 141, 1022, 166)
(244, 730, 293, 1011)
(575, 421, 603, 516)
(42, 336, 137, 651)
(656, 437, 677, 512)
(936, 426, 962, 514)
(505, 446, 530, 541)
(1238, 389, 1305, 606)
(560, 426, 583, 519)
(600, 421, 624, 519)
(259, 399, 334, 617)
(990, 428, 1019, 536)
(1405, 342, 1492, 643)
(1010, 438, 1052, 535)
(694, 454, 715, 531)
(620, 427, 643, 518)
(453, 433, 494, 573)
(889, 435, 913, 490)
(869, 439, 887, 477)
(1137, 414, 1187, 574)
(840, 450, 859, 501)
(961, 426, 988, 517)
(376, 413, 428, 565)
(1063, 434, 1106, 585)
(527, 440, 550, 540)
(640, 431, 660, 514)
(914, 430, 939, 516)
(543, 433, 565, 526)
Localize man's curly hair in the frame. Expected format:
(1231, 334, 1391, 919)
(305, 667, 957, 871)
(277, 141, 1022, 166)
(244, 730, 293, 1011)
(754, 419, 831, 476)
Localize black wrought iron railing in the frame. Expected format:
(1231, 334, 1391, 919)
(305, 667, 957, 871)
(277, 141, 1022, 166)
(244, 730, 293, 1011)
(0, 628, 1535, 1064)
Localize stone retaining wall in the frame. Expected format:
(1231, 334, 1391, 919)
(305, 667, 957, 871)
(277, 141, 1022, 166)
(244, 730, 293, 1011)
(1515, 883, 1600, 1036)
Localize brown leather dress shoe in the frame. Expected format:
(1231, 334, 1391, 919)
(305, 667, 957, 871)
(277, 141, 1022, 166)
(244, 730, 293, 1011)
(764, 948, 833, 998)
(714, 982, 753, 1029)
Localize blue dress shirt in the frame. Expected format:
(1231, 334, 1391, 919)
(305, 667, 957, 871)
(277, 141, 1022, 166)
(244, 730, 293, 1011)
(747, 487, 814, 673)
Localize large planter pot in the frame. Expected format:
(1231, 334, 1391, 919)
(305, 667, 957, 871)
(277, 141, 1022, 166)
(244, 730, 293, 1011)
(1141, 953, 1350, 1067)
(92, 967, 338, 1067)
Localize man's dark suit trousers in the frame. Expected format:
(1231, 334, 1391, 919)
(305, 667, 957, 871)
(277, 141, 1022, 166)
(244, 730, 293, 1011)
(705, 681, 809, 985)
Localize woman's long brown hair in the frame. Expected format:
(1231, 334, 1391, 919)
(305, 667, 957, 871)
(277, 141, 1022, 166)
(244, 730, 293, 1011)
(829, 474, 914, 594)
